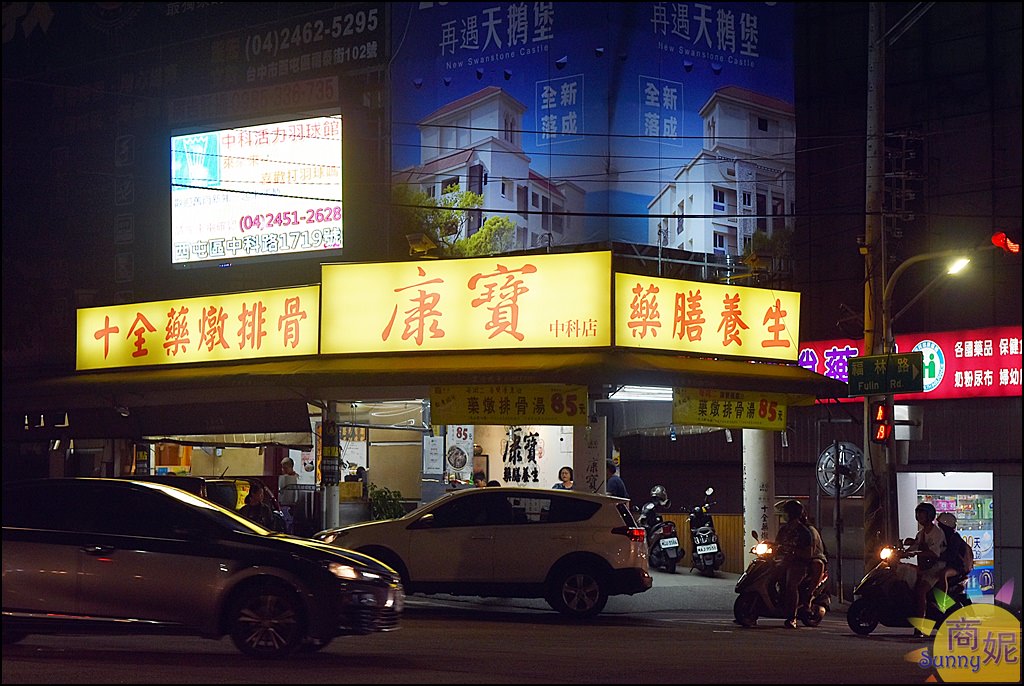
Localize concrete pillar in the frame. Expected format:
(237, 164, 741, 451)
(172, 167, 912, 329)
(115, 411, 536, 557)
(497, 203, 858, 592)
(323, 402, 340, 530)
(742, 428, 775, 562)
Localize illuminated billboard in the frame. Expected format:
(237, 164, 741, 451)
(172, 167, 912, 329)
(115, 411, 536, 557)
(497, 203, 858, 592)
(170, 113, 343, 267)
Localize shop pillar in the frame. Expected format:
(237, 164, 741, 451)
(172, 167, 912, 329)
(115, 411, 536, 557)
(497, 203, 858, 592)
(741, 428, 775, 561)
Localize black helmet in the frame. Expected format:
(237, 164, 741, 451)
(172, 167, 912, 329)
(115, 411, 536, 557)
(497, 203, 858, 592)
(781, 499, 804, 520)
(650, 485, 668, 505)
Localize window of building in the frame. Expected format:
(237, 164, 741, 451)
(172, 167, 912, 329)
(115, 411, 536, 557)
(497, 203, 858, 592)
(501, 178, 512, 198)
(532, 192, 539, 207)
(756, 193, 767, 233)
(540, 195, 551, 230)
(758, 117, 769, 132)
(441, 176, 460, 194)
(676, 200, 685, 234)
(742, 191, 752, 207)
(552, 203, 564, 233)
(518, 185, 529, 216)
(713, 188, 726, 211)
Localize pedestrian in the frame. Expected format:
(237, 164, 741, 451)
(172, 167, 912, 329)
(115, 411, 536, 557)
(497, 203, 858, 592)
(552, 466, 574, 490)
(473, 471, 488, 488)
(278, 456, 300, 533)
(239, 483, 278, 530)
(605, 460, 629, 499)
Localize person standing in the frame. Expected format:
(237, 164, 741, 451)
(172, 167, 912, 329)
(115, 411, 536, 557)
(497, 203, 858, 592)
(278, 456, 300, 534)
(605, 460, 629, 499)
(552, 466, 574, 490)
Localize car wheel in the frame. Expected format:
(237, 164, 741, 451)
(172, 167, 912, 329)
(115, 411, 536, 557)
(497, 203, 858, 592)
(847, 598, 879, 636)
(546, 566, 608, 619)
(228, 582, 306, 658)
(733, 591, 759, 627)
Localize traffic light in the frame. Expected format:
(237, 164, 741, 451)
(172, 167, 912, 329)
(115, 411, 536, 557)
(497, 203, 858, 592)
(870, 400, 893, 444)
(991, 231, 1020, 254)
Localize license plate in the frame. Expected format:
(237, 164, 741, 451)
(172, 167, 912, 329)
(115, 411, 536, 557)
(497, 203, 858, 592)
(696, 543, 719, 555)
(659, 537, 679, 549)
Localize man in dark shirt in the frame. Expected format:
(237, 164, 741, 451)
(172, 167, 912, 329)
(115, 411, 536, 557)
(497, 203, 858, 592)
(606, 460, 629, 500)
(776, 499, 814, 629)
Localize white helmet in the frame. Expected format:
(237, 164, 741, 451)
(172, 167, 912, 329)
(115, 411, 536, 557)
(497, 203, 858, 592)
(937, 512, 957, 528)
(650, 485, 668, 505)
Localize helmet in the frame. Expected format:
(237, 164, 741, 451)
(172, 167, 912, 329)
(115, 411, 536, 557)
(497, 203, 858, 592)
(650, 485, 668, 505)
(938, 512, 957, 528)
(780, 499, 804, 520)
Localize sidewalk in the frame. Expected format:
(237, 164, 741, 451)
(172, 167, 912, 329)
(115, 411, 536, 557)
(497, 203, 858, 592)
(416, 567, 854, 615)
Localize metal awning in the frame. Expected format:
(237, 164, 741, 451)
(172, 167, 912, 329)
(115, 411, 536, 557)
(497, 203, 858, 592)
(2, 349, 847, 444)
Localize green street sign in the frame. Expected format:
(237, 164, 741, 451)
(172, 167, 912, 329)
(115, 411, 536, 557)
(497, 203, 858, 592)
(847, 352, 924, 397)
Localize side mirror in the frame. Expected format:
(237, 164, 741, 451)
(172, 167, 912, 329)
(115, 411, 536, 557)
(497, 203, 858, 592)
(409, 513, 435, 530)
(751, 530, 760, 541)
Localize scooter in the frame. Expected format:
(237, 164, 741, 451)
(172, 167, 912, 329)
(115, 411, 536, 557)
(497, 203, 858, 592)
(689, 487, 725, 577)
(847, 540, 972, 636)
(638, 485, 682, 573)
(734, 531, 832, 627)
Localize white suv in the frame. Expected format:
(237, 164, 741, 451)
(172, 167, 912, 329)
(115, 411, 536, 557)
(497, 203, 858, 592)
(315, 487, 651, 618)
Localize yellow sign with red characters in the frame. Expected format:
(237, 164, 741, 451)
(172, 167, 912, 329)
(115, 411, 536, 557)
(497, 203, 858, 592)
(672, 387, 790, 431)
(321, 252, 612, 354)
(431, 384, 590, 426)
(614, 273, 801, 361)
(76, 285, 320, 370)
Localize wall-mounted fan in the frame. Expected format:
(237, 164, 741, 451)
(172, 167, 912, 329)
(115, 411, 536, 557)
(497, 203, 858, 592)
(816, 441, 865, 498)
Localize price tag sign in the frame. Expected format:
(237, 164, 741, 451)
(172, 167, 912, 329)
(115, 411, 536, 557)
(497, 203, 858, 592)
(672, 388, 788, 431)
(431, 385, 589, 426)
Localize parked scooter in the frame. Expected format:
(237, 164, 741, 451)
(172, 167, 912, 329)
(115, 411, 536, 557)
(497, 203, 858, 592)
(689, 487, 725, 577)
(638, 485, 682, 573)
(734, 530, 832, 627)
(847, 539, 972, 636)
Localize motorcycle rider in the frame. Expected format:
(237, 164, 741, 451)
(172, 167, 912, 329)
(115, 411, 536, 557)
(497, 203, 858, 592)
(776, 499, 814, 629)
(904, 501, 948, 636)
(800, 511, 828, 615)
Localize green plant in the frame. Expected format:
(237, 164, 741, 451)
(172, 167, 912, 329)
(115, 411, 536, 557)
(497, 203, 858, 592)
(367, 483, 405, 521)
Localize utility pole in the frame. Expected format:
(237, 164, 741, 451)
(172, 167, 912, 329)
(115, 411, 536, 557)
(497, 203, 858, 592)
(862, 2, 889, 568)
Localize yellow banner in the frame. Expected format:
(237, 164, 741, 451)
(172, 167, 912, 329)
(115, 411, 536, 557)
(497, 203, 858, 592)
(672, 387, 789, 430)
(77, 286, 320, 370)
(614, 273, 801, 361)
(431, 385, 590, 426)
(322, 252, 612, 353)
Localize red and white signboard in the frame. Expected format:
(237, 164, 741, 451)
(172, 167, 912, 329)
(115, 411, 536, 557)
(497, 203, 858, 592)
(798, 326, 1022, 401)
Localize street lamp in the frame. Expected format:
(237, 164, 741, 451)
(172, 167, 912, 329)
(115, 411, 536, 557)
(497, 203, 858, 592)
(865, 244, 985, 547)
(880, 248, 976, 353)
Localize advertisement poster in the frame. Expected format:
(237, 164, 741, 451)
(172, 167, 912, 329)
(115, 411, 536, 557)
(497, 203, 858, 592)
(389, 2, 794, 248)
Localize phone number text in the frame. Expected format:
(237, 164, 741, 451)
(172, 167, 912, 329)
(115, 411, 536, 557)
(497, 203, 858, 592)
(240, 206, 342, 232)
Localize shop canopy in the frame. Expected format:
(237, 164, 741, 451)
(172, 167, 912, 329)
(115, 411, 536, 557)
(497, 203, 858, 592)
(3, 349, 847, 448)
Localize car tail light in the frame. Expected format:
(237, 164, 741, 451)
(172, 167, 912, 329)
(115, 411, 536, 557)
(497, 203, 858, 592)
(614, 526, 646, 542)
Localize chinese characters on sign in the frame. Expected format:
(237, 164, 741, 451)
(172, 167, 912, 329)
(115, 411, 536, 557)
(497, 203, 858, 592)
(798, 327, 1022, 401)
(502, 425, 543, 486)
(322, 251, 612, 353)
(431, 384, 589, 427)
(614, 273, 801, 361)
(76, 286, 320, 370)
(672, 387, 790, 431)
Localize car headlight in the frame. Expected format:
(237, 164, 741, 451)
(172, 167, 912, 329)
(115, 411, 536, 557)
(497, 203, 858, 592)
(326, 562, 382, 581)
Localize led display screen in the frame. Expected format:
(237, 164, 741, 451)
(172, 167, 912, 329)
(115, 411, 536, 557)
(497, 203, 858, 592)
(170, 112, 343, 266)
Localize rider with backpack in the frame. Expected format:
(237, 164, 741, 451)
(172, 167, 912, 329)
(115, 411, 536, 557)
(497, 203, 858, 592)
(937, 512, 974, 591)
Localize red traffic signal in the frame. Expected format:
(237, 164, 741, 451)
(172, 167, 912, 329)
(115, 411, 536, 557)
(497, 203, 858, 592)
(992, 231, 1020, 254)
(870, 400, 892, 444)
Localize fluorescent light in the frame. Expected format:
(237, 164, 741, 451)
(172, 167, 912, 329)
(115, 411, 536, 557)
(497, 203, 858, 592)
(606, 385, 673, 401)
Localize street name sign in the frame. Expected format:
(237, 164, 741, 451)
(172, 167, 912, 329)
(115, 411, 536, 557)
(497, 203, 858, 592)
(847, 352, 924, 397)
